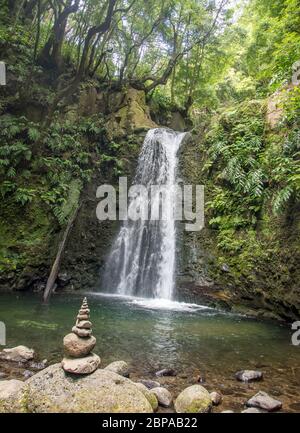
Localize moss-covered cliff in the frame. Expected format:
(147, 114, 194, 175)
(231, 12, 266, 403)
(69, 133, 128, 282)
(179, 92, 300, 321)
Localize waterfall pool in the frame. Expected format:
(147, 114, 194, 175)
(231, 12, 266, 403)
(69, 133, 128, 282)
(0, 292, 300, 412)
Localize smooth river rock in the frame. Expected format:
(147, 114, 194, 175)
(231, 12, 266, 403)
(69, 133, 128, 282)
(174, 385, 212, 413)
(140, 379, 161, 389)
(104, 361, 130, 377)
(242, 408, 262, 413)
(134, 383, 158, 411)
(210, 391, 222, 406)
(0, 364, 153, 413)
(0, 346, 35, 363)
(155, 368, 176, 377)
(63, 333, 96, 358)
(150, 387, 173, 408)
(246, 391, 282, 412)
(235, 370, 263, 382)
(61, 353, 100, 374)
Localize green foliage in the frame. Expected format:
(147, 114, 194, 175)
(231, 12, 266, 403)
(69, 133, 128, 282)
(0, 112, 107, 226)
(203, 95, 300, 251)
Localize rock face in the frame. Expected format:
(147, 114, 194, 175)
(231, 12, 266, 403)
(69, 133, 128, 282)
(0, 346, 35, 362)
(62, 298, 100, 374)
(150, 387, 173, 408)
(0, 364, 153, 413)
(246, 391, 282, 412)
(104, 361, 130, 377)
(174, 385, 212, 413)
(235, 370, 263, 382)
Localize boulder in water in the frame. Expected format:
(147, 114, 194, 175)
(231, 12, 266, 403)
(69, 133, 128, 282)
(150, 387, 173, 408)
(0, 346, 35, 363)
(104, 361, 130, 377)
(175, 385, 212, 413)
(134, 383, 158, 411)
(0, 364, 153, 413)
(246, 391, 282, 412)
(235, 370, 263, 382)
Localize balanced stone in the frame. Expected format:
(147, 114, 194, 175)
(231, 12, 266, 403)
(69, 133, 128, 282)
(63, 333, 96, 358)
(62, 353, 101, 374)
(72, 326, 92, 337)
(62, 298, 100, 375)
(76, 320, 92, 329)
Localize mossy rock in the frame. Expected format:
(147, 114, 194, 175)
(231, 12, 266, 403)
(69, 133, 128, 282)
(174, 385, 212, 413)
(2, 364, 153, 413)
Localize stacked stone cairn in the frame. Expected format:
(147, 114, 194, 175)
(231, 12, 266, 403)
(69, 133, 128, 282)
(61, 297, 101, 374)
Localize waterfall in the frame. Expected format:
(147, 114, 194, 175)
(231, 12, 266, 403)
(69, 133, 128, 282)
(102, 128, 185, 300)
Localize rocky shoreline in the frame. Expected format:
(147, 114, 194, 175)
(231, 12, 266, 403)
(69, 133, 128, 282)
(0, 298, 291, 413)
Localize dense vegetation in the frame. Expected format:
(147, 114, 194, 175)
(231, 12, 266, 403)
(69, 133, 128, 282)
(0, 0, 299, 318)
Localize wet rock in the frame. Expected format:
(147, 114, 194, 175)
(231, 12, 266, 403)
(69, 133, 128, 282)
(1, 364, 153, 413)
(0, 372, 7, 379)
(134, 383, 158, 411)
(175, 385, 212, 413)
(57, 273, 71, 287)
(246, 391, 282, 412)
(0, 379, 25, 400)
(210, 391, 222, 406)
(28, 360, 47, 370)
(140, 379, 161, 389)
(63, 333, 96, 358)
(61, 353, 101, 375)
(195, 374, 206, 384)
(104, 361, 130, 378)
(23, 370, 34, 379)
(150, 387, 173, 408)
(235, 370, 263, 382)
(242, 408, 262, 413)
(155, 368, 176, 377)
(0, 345, 35, 363)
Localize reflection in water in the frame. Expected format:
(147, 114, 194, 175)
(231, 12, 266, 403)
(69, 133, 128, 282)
(151, 313, 178, 369)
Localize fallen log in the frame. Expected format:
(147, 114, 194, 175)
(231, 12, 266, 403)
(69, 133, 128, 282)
(43, 204, 81, 303)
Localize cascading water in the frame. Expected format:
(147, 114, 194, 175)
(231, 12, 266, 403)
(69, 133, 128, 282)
(102, 128, 185, 300)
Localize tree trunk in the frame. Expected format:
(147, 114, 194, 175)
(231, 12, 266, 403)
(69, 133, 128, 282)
(43, 204, 81, 303)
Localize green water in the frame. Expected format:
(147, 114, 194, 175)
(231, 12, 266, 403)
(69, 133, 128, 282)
(0, 292, 300, 411)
